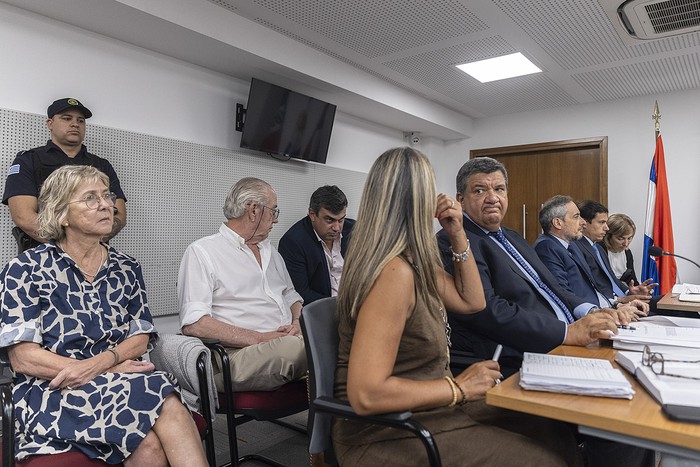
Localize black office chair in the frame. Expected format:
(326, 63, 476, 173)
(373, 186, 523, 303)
(201, 339, 308, 467)
(300, 297, 441, 467)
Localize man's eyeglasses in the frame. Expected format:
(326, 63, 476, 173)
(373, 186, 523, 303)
(263, 205, 280, 220)
(642, 345, 700, 381)
(68, 192, 117, 210)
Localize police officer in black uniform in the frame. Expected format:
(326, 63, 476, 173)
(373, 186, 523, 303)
(2, 98, 127, 252)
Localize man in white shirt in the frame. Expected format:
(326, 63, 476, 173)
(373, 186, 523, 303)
(178, 177, 306, 391)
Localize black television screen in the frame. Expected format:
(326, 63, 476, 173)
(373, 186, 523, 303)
(240, 78, 336, 164)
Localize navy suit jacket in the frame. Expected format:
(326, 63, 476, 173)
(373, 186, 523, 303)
(437, 218, 584, 375)
(534, 233, 604, 309)
(574, 237, 629, 297)
(278, 216, 355, 304)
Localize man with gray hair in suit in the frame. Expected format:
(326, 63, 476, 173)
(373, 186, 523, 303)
(177, 177, 307, 392)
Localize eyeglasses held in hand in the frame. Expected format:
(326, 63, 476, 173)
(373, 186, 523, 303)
(69, 192, 118, 210)
(642, 345, 700, 381)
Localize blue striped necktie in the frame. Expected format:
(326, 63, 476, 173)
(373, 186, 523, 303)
(593, 243, 625, 298)
(490, 230, 574, 324)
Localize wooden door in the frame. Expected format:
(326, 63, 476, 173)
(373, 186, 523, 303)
(471, 137, 607, 244)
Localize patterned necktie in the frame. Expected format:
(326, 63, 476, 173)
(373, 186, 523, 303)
(593, 243, 625, 297)
(490, 230, 574, 324)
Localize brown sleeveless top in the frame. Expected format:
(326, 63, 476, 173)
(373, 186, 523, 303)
(334, 267, 456, 445)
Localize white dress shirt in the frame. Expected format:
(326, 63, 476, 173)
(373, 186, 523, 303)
(314, 231, 344, 297)
(178, 223, 303, 332)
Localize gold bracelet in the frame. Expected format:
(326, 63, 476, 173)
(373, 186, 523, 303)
(108, 348, 119, 366)
(444, 375, 458, 408)
(448, 376, 468, 406)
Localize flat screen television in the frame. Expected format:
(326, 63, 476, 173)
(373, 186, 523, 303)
(240, 78, 337, 164)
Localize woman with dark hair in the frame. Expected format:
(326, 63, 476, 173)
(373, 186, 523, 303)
(0, 165, 206, 465)
(333, 147, 581, 466)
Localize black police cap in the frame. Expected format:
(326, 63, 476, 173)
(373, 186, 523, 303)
(47, 98, 92, 119)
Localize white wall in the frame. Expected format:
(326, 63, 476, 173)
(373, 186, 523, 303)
(0, 3, 401, 174)
(2, 1, 697, 336)
(432, 91, 700, 285)
(0, 4, 403, 330)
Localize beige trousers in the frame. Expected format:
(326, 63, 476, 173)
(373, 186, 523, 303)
(213, 335, 307, 392)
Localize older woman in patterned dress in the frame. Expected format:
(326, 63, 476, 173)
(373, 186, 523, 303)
(0, 165, 207, 466)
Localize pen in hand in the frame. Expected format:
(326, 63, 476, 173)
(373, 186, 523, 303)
(492, 344, 503, 362)
(491, 344, 504, 384)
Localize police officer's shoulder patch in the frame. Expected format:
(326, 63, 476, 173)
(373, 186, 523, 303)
(8, 164, 20, 175)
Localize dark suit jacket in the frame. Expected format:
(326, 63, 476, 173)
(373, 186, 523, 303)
(437, 218, 584, 375)
(278, 216, 355, 304)
(598, 243, 639, 286)
(534, 233, 604, 308)
(574, 237, 629, 297)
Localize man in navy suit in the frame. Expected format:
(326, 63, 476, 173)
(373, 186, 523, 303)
(437, 158, 629, 377)
(534, 196, 648, 315)
(534, 195, 609, 308)
(575, 200, 655, 304)
(279, 185, 355, 304)
(437, 159, 653, 467)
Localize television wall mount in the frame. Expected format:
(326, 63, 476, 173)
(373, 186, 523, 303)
(235, 103, 246, 132)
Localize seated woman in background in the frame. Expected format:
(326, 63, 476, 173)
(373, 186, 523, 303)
(333, 147, 581, 466)
(0, 165, 206, 466)
(601, 213, 640, 285)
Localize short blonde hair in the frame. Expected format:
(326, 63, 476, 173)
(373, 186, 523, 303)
(36, 165, 109, 242)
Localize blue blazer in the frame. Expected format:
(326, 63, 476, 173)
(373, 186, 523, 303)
(534, 233, 604, 309)
(574, 237, 629, 297)
(278, 216, 355, 304)
(437, 218, 583, 374)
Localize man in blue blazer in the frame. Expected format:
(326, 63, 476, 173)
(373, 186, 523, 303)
(534, 195, 614, 308)
(279, 185, 355, 304)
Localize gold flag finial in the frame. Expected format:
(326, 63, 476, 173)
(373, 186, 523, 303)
(652, 100, 661, 136)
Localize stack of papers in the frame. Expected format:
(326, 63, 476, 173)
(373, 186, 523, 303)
(610, 323, 700, 352)
(519, 353, 635, 399)
(672, 283, 700, 303)
(615, 351, 700, 422)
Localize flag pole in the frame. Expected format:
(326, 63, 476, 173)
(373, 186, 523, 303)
(652, 100, 661, 137)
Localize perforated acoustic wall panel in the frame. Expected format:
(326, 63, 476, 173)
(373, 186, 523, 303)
(0, 108, 366, 316)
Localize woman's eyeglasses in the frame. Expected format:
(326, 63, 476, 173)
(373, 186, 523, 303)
(68, 192, 117, 210)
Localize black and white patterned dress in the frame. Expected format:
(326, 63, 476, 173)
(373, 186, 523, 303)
(0, 242, 178, 463)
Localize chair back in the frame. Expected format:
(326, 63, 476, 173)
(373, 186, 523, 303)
(299, 297, 338, 456)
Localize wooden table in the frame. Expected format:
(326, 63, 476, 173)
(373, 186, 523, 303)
(486, 343, 700, 462)
(657, 293, 700, 313)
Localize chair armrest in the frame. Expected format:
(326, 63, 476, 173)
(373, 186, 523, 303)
(313, 396, 413, 423)
(312, 396, 440, 466)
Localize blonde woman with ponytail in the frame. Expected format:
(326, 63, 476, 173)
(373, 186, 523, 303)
(332, 147, 579, 466)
